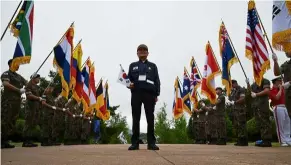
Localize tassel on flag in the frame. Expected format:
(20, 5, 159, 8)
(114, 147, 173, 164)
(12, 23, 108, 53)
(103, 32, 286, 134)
(272, 1, 291, 53)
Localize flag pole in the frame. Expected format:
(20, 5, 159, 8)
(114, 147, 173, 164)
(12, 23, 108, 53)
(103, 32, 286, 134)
(0, 0, 23, 42)
(254, 8, 274, 54)
(222, 21, 249, 82)
(34, 22, 75, 75)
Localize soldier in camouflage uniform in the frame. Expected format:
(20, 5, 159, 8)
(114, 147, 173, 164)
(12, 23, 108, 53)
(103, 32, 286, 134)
(251, 78, 272, 147)
(1, 59, 27, 148)
(228, 80, 248, 146)
(81, 112, 92, 144)
(273, 52, 291, 117)
(23, 74, 44, 147)
(192, 109, 199, 143)
(203, 102, 218, 145)
(193, 100, 207, 144)
(40, 85, 56, 146)
(213, 87, 226, 145)
(64, 98, 80, 145)
(51, 95, 67, 145)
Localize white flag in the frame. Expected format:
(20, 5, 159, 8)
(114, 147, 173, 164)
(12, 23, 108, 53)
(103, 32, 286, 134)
(117, 64, 131, 87)
(272, 1, 291, 53)
(118, 131, 127, 144)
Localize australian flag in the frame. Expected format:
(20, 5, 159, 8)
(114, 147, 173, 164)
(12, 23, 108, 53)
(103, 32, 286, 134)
(182, 68, 192, 115)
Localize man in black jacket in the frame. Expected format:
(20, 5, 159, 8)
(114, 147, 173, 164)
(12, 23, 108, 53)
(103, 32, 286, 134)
(127, 44, 160, 150)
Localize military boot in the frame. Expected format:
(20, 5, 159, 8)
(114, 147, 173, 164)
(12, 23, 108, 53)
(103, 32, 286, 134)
(128, 144, 139, 150)
(1, 141, 15, 149)
(22, 141, 38, 147)
(216, 138, 226, 145)
(41, 139, 53, 146)
(208, 138, 217, 145)
(148, 144, 159, 150)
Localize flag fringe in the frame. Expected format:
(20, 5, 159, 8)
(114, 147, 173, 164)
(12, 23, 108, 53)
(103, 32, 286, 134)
(222, 57, 238, 96)
(272, 29, 291, 53)
(254, 60, 270, 86)
(202, 70, 221, 104)
(10, 56, 31, 72)
(286, 1, 291, 15)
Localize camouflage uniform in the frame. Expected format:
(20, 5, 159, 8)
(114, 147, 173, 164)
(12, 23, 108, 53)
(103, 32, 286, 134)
(192, 112, 198, 141)
(280, 59, 291, 117)
(41, 93, 55, 145)
(1, 70, 26, 145)
(229, 86, 248, 140)
(81, 114, 91, 144)
(23, 81, 41, 143)
(52, 97, 67, 143)
(251, 78, 272, 141)
(196, 107, 207, 143)
(64, 100, 80, 145)
(206, 105, 218, 144)
(215, 94, 226, 144)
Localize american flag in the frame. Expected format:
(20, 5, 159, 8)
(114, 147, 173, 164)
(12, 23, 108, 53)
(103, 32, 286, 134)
(245, 1, 270, 86)
(189, 57, 201, 108)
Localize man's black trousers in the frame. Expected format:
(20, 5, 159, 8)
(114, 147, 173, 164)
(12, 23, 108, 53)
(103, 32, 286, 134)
(131, 90, 156, 145)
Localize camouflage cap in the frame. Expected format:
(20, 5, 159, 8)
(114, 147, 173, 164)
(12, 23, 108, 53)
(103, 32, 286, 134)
(271, 77, 282, 84)
(216, 87, 223, 91)
(30, 73, 40, 79)
(8, 59, 13, 66)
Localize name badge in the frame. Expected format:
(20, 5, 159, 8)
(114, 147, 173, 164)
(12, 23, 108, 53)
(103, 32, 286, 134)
(138, 75, 146, 81)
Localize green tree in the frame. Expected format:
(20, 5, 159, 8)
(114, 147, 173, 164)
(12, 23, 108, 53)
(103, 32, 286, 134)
(154, 103, 172, 143)
(171, 115, 192, 144)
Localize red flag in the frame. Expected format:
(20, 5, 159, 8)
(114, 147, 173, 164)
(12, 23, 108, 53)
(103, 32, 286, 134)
(201, 42, 221, 104)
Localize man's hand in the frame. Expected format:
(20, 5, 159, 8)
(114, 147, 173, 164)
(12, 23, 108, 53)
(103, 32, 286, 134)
(129, 83, 134, 89)
(213, 106, 216, 110)
(272, 52, 278, 62)
(155, 97, 158, 102)
(251, 92, 257, 98)
(200, 102, 205, 107)
(283, 82, 291, 89)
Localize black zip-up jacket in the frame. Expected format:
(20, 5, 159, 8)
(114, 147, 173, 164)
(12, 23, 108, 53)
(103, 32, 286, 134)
(128, 60, 160, 96)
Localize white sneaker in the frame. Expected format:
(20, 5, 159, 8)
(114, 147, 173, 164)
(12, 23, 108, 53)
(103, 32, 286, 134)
(281, 143, 288, 147)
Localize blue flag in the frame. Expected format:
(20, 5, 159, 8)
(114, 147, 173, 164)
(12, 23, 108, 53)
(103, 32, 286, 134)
(219, 23, 238, 96)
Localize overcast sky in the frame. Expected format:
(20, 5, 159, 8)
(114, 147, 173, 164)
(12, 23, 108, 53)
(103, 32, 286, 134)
(1, 0, 287, 133)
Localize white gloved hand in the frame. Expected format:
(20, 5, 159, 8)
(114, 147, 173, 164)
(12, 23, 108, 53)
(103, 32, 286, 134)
(201, 102, 205, 107)
(229, 101, 235, 105)
(52, 106, 57, 110)
(89, 121, 92, 123)
(73, 114, 76, 118)
(251, 92, 257, 98)
(20, 88, 25, 94)
(282, 82, 291, 89)
(88, 117, 91, 120)
(205, 112, 208, 116)
(213, 106, 216, 110)
(93, 112, 96, 115)
(39, 97, 43, 102)
(272, 52, 278, 61)
(54, 95, 62, 102)
(80, 114, 83, 117)
(62, 108, 66, 112)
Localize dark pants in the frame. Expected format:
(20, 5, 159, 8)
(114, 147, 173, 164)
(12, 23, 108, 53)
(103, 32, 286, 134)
(131, 90, 156, 145)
